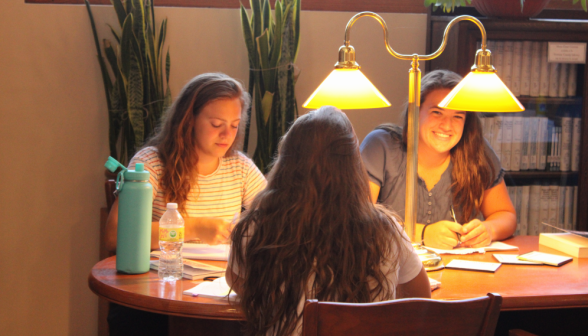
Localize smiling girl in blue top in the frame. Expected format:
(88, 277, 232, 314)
(361, 70, 516, 250)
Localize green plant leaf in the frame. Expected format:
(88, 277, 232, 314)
(131, 0, 146, 64)
(120, 14, 134, 84)
(251, 0, 262, 40)
(292, 0, 301, 62)
(262, 0, 271, 32)
(111, 0, 127, 27)
(157, 18, 167, 63)
(107, 24, 121, 44)
(104, 40, 119, 77)
(127, 51, 145, 148)
(165, 48, 170, 85)
(256, 29, 272, 91)
(270, 0, 283, 68)
(261, 91, 274, 125)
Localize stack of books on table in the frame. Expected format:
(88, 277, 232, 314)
(150, 259, 226, 280)
(539, 228, 588, 258)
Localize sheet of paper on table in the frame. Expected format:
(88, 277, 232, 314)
(445, 259, 502, 272)
(428, 277, 440, 291)
(183, 277, 237, 298)
(493, 254, 542, 265)
(151, 243, 230, 260)
(426, 241, 518, 255)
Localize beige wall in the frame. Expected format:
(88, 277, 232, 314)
(0, 1, 425, 334)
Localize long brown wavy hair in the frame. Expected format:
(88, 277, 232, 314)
(145, 73, 250, 214)
(377, 70, 495, 222)
(231, 106, 406, 336)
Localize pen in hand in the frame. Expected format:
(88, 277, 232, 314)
(451, 207, 462, 248)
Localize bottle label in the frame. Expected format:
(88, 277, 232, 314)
(159, 227, 184, 242)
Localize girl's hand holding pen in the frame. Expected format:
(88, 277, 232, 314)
(423, 220, 465, 250)
(459, 219, 492, 248)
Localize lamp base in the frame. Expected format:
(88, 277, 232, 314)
(412, 243, 444, 271)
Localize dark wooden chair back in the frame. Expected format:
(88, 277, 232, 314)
(302, 293, 502, 336)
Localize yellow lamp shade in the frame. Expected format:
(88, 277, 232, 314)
(438, 71, 525, 112)
(303, 69, 391, 109)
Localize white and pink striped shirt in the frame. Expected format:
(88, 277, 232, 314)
(129, 146, 266, 222)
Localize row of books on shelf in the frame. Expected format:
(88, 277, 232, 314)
(477, 40, 578, 98)
(507, 184, 578, 237)
(480, 115, 581, 172)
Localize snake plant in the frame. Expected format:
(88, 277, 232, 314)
(241, 0, 301, 173)
(85, 0, 171, 166)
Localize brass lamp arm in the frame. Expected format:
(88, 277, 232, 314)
(343, 13, 488, 62)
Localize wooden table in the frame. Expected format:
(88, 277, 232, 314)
(89, 236, 588, 335)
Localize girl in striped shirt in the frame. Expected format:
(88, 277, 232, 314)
(106, 72, 266, 252)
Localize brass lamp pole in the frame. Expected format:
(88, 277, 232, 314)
(303, 13, 523, 270)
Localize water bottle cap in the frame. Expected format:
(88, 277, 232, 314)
(104, 156, 126, 173)
(124, 164, 150, 180)
(166, 203, 178, 209)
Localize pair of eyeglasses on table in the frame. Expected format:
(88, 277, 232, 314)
(202, 276, 220, 282)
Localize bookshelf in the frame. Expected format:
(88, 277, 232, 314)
(426, 15, 588, 232)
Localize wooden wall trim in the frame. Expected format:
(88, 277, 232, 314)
(25, 0, 428, 13)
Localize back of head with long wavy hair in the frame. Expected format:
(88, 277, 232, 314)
(377, 69, 495, 222)
(231, 106, 405, 336)
(146, 73, 250, 215)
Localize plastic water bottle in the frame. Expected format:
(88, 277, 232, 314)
(159, 203, 185, 281)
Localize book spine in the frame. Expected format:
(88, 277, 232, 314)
(556, 127, 561, 171)
(573, 186, 578, 230)
(529, 117, 539, 170)
(503, 41, 514, 90)
(558, 63, 569, 98)
(530, 41, 541, 97)
(520, 185, 530, 235)
(548, 62, 560, 98)
(568, 64, 577, 97)
(546, 121, 554, 171)
(571, 117, 581, 171)
(548, 185, 559, 233)
(483, 115, 494, 145)
(511, 41, 523, 96)
(494, 41, 504, 79)
(539, 184, 551, 234)
(502, 116, 513, 171)
(558, 186, 566, 230)
(538, 117, 549, 171)
(560, 117, 572, 171)
(539, 42, 550, 97)
(520, 41, 532, 96)
(564, 186, 574, 231)
(515, 186, 523, 235)
(511, 116, 523, 171)
(493, 116, 503, 163)
(528, 184, 542, 236)
(521, 117, 531, 170)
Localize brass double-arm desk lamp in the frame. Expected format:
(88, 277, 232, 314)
(303, 13, 524, 271)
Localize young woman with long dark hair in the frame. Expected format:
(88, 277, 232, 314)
(227, 106, 430, 336)
(361, 70, 516, 250)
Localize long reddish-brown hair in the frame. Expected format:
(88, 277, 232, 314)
(145, 73, 250, 214)
(231, 106, 405, 336)
(377, 70, 495, 222)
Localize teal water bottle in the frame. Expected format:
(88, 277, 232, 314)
(105, 157, 153, 274)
